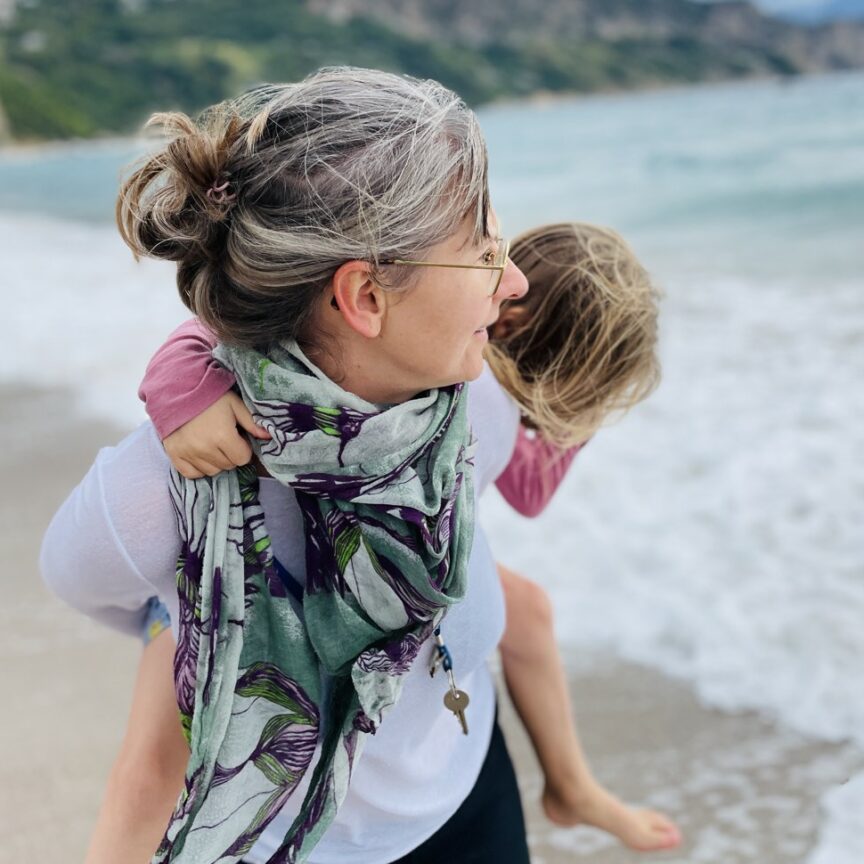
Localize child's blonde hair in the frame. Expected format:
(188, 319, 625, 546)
(485, 222, 661, 447)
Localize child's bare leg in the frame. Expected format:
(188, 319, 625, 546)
(497, 563, 681, 851)
(84, 628, 188, 864)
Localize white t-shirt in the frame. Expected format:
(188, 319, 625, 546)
(40, 365, 520, 864)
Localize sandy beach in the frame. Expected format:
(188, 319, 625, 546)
(4, 386, 862, 864)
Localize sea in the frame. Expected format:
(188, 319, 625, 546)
(2, 70, 862, 862)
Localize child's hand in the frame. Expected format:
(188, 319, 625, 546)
(163, 392, 271, 479)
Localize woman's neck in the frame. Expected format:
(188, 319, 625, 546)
(304, 342, 423, 407)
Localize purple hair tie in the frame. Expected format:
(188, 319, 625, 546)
(206, 178, 235, 205)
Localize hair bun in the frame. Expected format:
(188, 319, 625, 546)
(116, 108, 244, 265)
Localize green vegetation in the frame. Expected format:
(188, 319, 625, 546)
(0, 0, 801, 141)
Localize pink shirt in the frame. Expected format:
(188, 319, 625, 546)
(495, 426, 585, 517)
(139, 319, 584, 518)
(138, 319, 235, 437)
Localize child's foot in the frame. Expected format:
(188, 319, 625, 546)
(542, 780, 682, 852)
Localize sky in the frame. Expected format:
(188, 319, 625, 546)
(707, 0, 864, 19)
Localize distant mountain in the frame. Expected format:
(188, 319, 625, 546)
(2, 0, 864, 142)
(306, 0, 857, 42)
(727, 0, 864, 23)
(304, 0, 864, 72)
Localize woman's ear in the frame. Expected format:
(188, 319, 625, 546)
(330, 260, 385, 338)
(491, 302, 528, 340)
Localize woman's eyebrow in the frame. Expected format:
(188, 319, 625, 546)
(456, 218, 499, 252)
(478, 227, 500, 247)
(456, 232, 488, 252)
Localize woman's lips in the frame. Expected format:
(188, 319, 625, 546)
(474, 317, 496, 335)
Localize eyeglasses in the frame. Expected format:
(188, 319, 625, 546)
(380, 237, 510, 297)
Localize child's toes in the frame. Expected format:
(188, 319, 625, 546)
(632, 810, 682, 850)
(651, 811, 682, 845)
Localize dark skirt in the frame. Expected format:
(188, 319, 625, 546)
(389, 709, 531, 864)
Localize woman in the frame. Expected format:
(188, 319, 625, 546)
(40, 67, 529, 863)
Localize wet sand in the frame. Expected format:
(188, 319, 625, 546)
(496, 657, 863, 864)
(3, 386, 861, 863)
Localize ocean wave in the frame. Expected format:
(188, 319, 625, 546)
(482, 269, 864, 747)
(1, 212, 188, 426)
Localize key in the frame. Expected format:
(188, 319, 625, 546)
(443, 688, 470, 735)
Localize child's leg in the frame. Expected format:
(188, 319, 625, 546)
(84, 626, 188, 864)
(497, 563, 682, 851)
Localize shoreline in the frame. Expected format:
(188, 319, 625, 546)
(497, 655, 864, 863)
(2, 69, 862, 154)
(481, 67, 819, 113)
(0, 132, 154, 159)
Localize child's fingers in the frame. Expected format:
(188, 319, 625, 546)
(205, 444, 243, 471)
(174, 458, 205, 480)
(229, 394, 271, 439)
(190, 457, 228, 477)
(218, 434, 254, 468)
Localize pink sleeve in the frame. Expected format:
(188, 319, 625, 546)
(494, 425, 587, 518)
(138, 318, 236, 440)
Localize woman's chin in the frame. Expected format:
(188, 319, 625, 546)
(429, 342, 488, 390)
(463, 346, 488, 381)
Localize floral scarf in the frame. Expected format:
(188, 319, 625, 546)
(153, 341, 475, 864)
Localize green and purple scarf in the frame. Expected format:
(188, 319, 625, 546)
(153, 341, 475, 864)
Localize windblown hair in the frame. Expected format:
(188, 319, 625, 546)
(485, 223, 661, 447)
(117, 67, 489, 349)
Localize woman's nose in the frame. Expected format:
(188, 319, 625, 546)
(498, 260, 529, 302)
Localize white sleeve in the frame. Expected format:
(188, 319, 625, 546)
(39, 423, 182, 637)
(466, 363, 521, 494)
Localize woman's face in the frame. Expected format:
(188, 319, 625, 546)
(378, 211, 529, 397)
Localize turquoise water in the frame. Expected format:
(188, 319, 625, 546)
(481, 72, 864, 282)
(0, 139, 145, 224)
(1, 71, 862, 281)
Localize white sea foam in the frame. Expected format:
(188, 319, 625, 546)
(807, 774, 864, 864)
(481, 268, 864, 748)
(1, 212, 188, 426)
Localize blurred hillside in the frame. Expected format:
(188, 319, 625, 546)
(1, 0, 863, 142)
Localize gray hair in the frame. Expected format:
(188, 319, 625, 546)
(117, 67, 490, 349)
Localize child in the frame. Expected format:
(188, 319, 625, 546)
(85, 223, 679, 861)
(487, 223, 667, 844)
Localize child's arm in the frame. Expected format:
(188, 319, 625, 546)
(139, 319, 270, 478)
(494, 425, 587, 518)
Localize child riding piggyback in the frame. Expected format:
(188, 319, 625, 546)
(123, 221, 681, 856)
